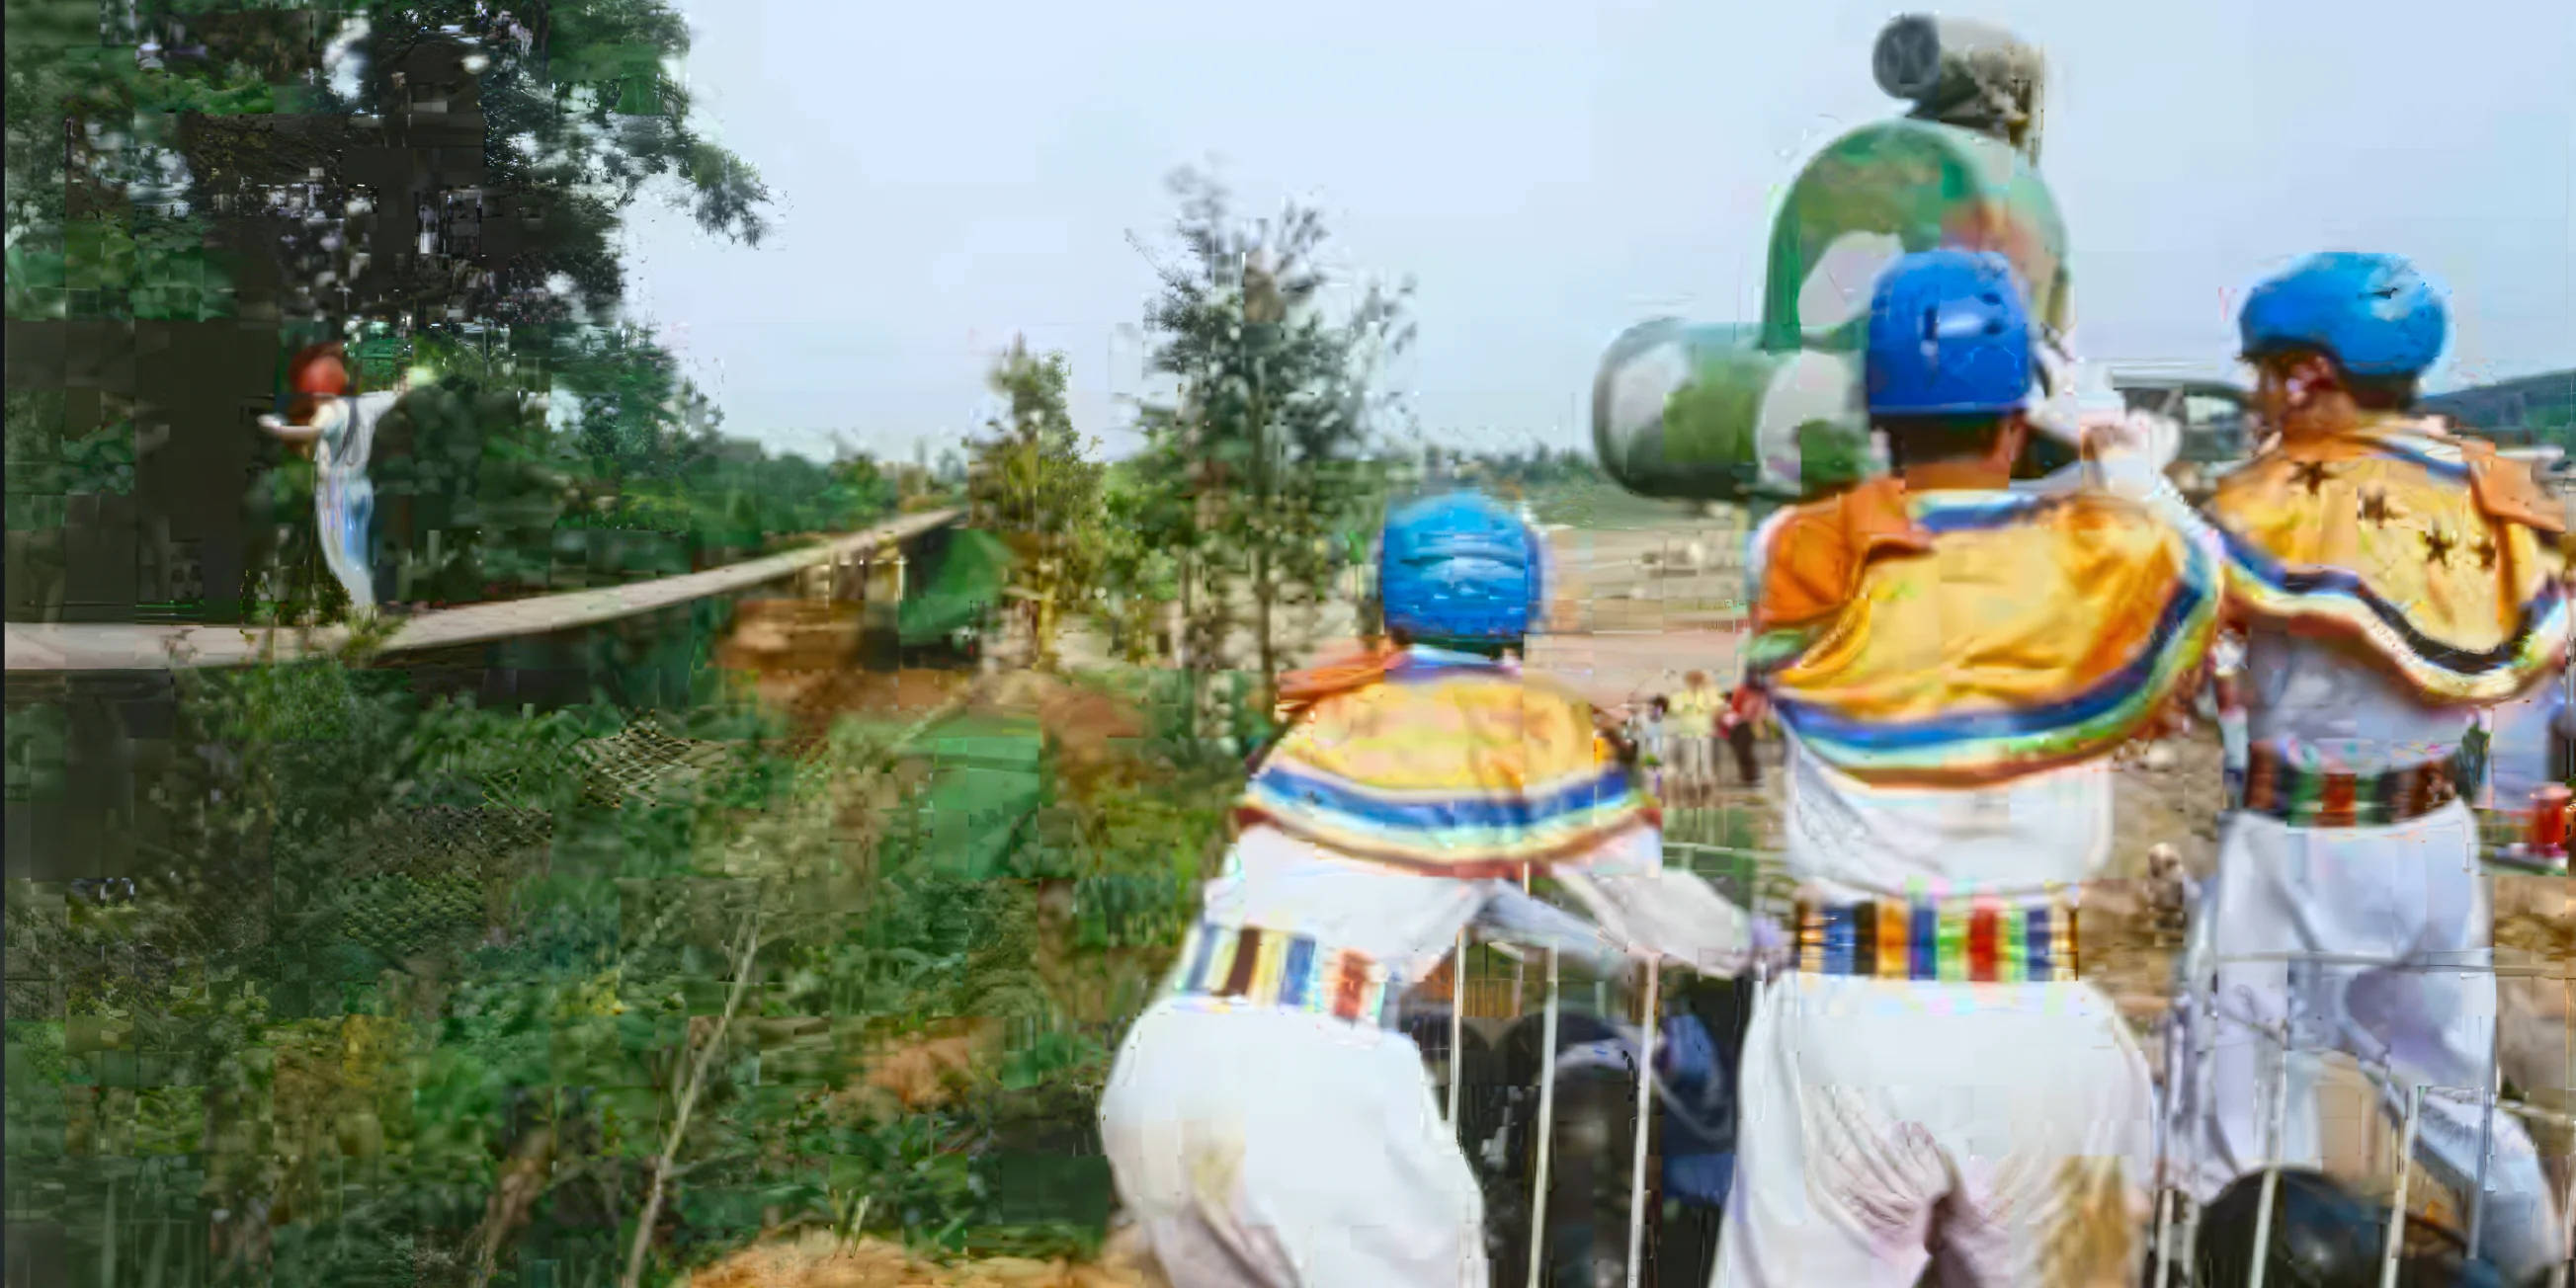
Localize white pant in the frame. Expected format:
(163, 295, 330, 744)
(2182, 802, 2565, 1281)
(1099, 1000, 1486, 1288)
(1671, 735, 1716, 781)
(1714, 974, 2157, 1287)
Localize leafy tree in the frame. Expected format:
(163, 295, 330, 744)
(832, 450, 902, 523)
(1094, 458, 1185, 665)
(966, 337, 1104, 672)
(1122, 168, 1413, 717)
(5, 0, 774, 623)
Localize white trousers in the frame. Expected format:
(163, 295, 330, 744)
(1714, 974, 2157, 1287)
(1099, 1000, 1486, 1288)
(1671, 735, 1717, 782)
(2183, 802, 2564, 1281)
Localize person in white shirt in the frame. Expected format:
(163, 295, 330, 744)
(1715, 250, 2220, 1287)
(2094, 253, 2568, 1282)
(1099, 491, 1781, 1288)
(1667, 672, 1722, 804)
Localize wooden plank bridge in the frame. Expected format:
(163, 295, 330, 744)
(4, 508, 962, 674)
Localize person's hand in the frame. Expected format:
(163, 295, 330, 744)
(1749, 917, 1792, 973)
(2078, 408, 2182, 473)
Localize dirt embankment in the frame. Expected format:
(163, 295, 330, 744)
(690, 1228, 1169, 1288)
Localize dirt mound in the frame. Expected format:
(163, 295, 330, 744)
(715, 604, 1148, 774)
(714, 600, 970, 738)
(689, 1229, 1167, 1288)
(976, 671, 1146, 800)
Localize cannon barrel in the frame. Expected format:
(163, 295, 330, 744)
(1589, 15, 2065, 507)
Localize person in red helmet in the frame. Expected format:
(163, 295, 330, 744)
(258, 340, 406, 618)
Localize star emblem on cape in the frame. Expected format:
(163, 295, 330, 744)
(2422, 527, 2455, 568)
(2358, 489, 2399, 526)
(2292, 460, 2334, 496)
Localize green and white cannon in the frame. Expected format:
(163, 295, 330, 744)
(1593, 15, 2070, 507)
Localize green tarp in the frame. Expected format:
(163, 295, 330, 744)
(912, 712, 1047, 880)
(899, 526, 1015, 648)
(841, 709, 1047, 882)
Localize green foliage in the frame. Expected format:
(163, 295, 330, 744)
(967, 338, 1105, 671)
(1091, 460, 1184, 665)
(3, 648, 1240, 1283)
(1112, 168, 1414, 718)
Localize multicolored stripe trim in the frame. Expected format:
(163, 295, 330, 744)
(1241, 762, 1648, 868)
(2215, 525, 2570, 705)
(1166, 923, 1404, 1029)
(1772, 499, 2222, 781)
(2241, 746, 2459, 829)
(1242, 653, 1653, 872)
(1792, 893, 2081, 984)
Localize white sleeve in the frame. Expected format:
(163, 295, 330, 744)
(1548, 826, 1756, 978)
(1471, 881, 1632, 976)
(2075, 422, 2232, 592)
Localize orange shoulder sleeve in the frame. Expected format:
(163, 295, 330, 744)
(1752, 477, 1933, 630)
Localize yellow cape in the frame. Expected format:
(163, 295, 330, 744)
(1240, 652, 1652, 874)
(2206, 419, 2568, 704)
(1750, 483, 2218, 786)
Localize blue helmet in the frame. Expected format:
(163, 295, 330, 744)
(1864, 249, 2035, 417)
(1378, 491, 1543, 645)
(2238, 252, 2447, 379)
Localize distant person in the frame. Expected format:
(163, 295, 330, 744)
(1719, 683, 1766, 787)
(1639, 694, 1672, 796)
(256, 342, 408, 619)
(1668, 671, 1722, 803)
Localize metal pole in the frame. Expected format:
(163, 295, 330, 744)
(2176, 930, 2221, 1280)
(2247, 1023, 2293, 1288)
(1447, 929, 1467, 1130)
(2380, 1084, 2424, 1288)
(1525, 948, 1562, 1288)
(1513, 871, 1531, 1013)
(2153, 1185, 2177, 1288)
(2154, 974, 2191, 1288)
(2549, 1145, 2575, 1288)
(1623, 959, 1661, 1288)
(2469, 1002, 2502, 1263)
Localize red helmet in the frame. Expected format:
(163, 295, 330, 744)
(289, 344, 350, 397)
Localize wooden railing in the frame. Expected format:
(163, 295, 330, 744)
(4, 508, 962, 673)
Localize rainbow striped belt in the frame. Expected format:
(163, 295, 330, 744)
(1167, 923, 1406, 1029)
(1792, 893, 2081, 984)
(2241, 745, 2457, 828)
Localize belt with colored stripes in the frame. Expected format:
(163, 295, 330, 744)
(1168, 923, 1404, 1029)
(1792, 894, 2081, 984)
(2241, 746, 2457, 828)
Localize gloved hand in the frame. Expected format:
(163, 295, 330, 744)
(2024, 333, 2112, 452)
(1749, 916, 1792, 973)
(2077, 407, 2183, 476)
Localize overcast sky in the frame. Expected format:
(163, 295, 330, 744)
(616, 0, 2575, 463)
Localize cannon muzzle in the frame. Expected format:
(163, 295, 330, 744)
(1872, 15, 2045, 161)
